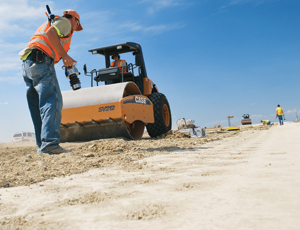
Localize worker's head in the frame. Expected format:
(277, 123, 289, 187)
(112, 53, 120, 60)
(63, 9, 83, 31)
(277, 104, 280, 107)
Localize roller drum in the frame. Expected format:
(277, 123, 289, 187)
(60, 82, 147, 142)
(60, 120, 145, 142)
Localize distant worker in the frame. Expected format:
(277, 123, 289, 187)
(276, 104, 285, 125)
(260, 120, 271, 126)
(111, 53, 127, 73)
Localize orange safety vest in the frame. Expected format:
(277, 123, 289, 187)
(111, 60, 127, 72)
(276, 107, 283, 115)
(25, 17, 73, 64)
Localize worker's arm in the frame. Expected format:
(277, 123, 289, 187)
(45, 27, 75, 67)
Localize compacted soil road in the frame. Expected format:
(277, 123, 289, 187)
(0, 123, 299, 229)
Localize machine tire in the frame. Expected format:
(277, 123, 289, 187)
(146, 93, 172, 138)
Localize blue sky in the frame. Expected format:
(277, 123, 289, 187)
(0, 0, 299, 142)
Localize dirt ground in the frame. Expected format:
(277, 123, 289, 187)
(1, 123, 299, 229)
(0, 126, 258, 188)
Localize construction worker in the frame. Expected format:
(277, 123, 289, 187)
(19, 9, 83, 154)
(111, 53, 127, 73)
(260, 120, 271, 126)
(276, 104, 285, 125)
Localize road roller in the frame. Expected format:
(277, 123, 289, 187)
(241, 114, 252, 125)
(60, 42, 172, 142)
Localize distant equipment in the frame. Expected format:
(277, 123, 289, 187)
(177, 118, 206, 137)
(227, 116, 240, 131)
(12, 132, 35, 142)
(227, 116, 233, 127)
(241, 114, 252, 125)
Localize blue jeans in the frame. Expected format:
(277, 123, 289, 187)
(22, 54, 62, 153)
(278, 115, 284, 125)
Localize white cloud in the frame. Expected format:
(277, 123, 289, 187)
(229, 0, 245, 5)
(251, 114, 263, 118)
(229, 0, 271, 6)
(0, 47, 24, 72)
(0, 42, 28, 54)
(0, 1, 54, 83)
(0, 0, 50, 19)
(0, 102, 9, 105)
(139, 0, 185, 14)
(81, 10, 123, 42)
(139, 0, 180, 7)
(0, 72, 23, 84)
(217, 0, 276, 13)
(286, 109, 299, 114)
(84, 18, 185, 43)
(0, 1, 50, 34)
(121, 22, 185, 34)
(144, 23, 185, 33)
(0, 76, 23, 84)
(0, 61, 20, 72)
(204, 119, 228, 127)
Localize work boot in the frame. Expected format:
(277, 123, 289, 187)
(43, 146, 72, 155)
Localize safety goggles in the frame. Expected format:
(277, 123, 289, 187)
(75, 17, 80, 27)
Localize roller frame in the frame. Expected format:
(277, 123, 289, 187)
(60, 82, 154, 142)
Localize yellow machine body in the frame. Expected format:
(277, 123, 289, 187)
(60, 82, 154, 142)
(62, 96, 154, 125)
(241, 120, 252, 125)
(228, 127, 240, 131)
